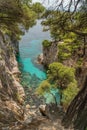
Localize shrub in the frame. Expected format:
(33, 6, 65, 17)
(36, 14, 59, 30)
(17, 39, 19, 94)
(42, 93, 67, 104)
(62, 80, 79, 107)
(47, 62, 76, 89)
(36, 80, 51, 95)
(42, 40, 52, 47)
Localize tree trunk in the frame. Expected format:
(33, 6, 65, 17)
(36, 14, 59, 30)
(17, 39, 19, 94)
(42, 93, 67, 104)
(83, 36, 86, 56)
(62, 76, 87, 130)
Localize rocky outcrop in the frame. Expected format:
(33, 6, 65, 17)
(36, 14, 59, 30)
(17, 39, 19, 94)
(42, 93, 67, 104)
(10, 104, 73, 130)
(11, 36, 19, 54)
(37, 53, 44, 64)
(62, 75, 87, 130)
(43, 41, 58, 67)
(0, 32, 25, 128)
(42, 39, 87, 129)
(42, 40, 87, 89)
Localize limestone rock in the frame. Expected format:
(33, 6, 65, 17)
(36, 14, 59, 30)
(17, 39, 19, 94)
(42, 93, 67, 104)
(43, 41, 58, 67)
(37, 53, 44, 64)
(0, 32, 25, 128)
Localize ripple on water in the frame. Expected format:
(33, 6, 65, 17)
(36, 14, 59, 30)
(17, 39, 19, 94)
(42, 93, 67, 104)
(22, 58, 46, 80)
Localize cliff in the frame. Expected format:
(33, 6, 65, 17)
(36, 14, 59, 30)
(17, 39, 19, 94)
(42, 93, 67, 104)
(43, 41, 58, 67)
(62, 75, 87, 130)
(0, 32, 25, 128)
(42, 40, 87, 129)
(42, 40, 87, 88)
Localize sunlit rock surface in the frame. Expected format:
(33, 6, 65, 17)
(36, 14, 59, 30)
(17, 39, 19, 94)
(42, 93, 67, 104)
(0, 32, 25, 128)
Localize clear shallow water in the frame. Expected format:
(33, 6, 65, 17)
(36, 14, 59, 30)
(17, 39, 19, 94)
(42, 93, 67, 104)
(18, 19, 60, 104)
(18, 20, 51, 86)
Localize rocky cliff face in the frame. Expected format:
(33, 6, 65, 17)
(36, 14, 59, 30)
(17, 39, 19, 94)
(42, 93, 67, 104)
(42, 40, 87, 129)
(43, 41, 58, 67)
(42, 40, 87, 89)
(62, 58, 87, 130)
(0, 32, 25, 128)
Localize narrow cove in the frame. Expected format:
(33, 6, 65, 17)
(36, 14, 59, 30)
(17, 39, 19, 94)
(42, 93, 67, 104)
(18, 20, 50, 83)
(17, 19, 60, 105)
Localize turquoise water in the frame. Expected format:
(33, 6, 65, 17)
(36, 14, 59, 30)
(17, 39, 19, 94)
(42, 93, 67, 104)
(22, 58, 46, 79)
(18, 20, 51, 86)
(18, 19, 60, 104)
(44, 88, 60, 104)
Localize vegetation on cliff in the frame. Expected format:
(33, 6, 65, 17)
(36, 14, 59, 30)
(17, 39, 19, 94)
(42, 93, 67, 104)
(42, 0, 87, 56)
(32, 2, 45, 18)
(0, 0, 45, 39)
(37, 62, 79, 107)
(42, 40, 52, 47)
(40, 0, 87, 129)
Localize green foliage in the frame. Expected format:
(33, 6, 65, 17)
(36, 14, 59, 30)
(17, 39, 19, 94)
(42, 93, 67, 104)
(36, 80, 51, 95)
(21, 4, 36, 30)
(42, 40, 52, 47)
(47, 62, 79, 105)
(32, 2, 45, 18)
(42, 4, 87, 54)
(76, 58, 83, 67)
(48, 62, 76, 89)
(58, 33, 83, 62)
(37, 62, 78, 106)
(0, 0, 36, 39)
(42, 11, 60, 41)
(62, 80, 79, 106)
(58, 42, 72, 61)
